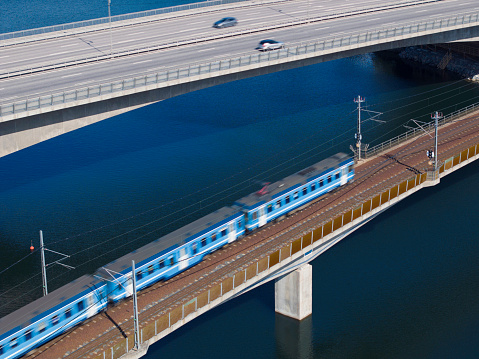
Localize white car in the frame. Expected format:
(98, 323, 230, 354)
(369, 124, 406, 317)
(255, 39, 284, 51)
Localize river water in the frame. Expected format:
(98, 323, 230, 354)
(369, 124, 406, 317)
(1, 1, 479, 358)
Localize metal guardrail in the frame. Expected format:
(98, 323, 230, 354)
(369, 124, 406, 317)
(0, 0, 262, 46)
(364, 102, 479, 159)
(0, 0, 445, 78)
(0, 0, 442, 48)
(1, 11, 478, 119)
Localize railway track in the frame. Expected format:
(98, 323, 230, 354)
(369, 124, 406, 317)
(24, 110, 479, 359)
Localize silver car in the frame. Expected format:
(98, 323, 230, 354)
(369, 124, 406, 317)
(213, 17, 238, 28)
(255, 39, 284, 51)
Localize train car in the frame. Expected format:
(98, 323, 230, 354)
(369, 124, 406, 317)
(0, 276, 107, 359)
(103, 206, 245, 302)
(235, 153, 354, 231)
(0, 153, 354, 359)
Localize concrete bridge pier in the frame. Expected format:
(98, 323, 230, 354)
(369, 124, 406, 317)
(275, 264, 312, 320)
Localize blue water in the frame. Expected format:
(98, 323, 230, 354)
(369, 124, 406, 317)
(1, 1, 479, 358)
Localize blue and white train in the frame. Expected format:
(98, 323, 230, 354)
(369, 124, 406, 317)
(0, 153, 354, 359)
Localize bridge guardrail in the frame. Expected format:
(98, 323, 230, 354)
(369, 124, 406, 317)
(364, 102, 479, 159)
(1, 11, 478, 120)
(0, 0, 443, 47)
(0, 0, 446, 78)
(94, 138, 479, 359)
(0, 0, 273, 47)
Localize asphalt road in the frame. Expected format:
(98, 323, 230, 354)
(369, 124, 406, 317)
(0, 0, 477, 105)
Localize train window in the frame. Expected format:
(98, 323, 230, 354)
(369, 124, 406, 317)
(170, 257, 175, 266)
(252, 211, 257, 220)
(25, 329, 33, 341)
(77, 300, 84, 311)
(311, 183, 316, 191)
(221, 229, 227, 237)
(302, 187, 307, 196)
(293, 192, 299, 200)
(267, 204, 273, 213)
(276, 200, 281, 209)
(0, 345, 3, 354)
(285, 196, 290, 204)
(319, 179, 324, 187)
(212, 233, 217, 242)
(159, 259, 165, 269)
(136, 270, 143, 281)
(201, 238, 207, 247)
(148, 265, 154, 275)
(327, 175, 332, 183)
(51, 315, 59, 326)
(10, 338, 18, 348)
(238, 219, 242, 228)
(192, 244, 198, 254)
(38, 322, 46, 333)
(335, 172, 340, 179)
(65, 308, 72, 319)
(349, 165, 353, 173)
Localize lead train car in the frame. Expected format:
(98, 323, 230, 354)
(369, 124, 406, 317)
(235, 153, 354, 230)
(0, 153, 353, 359)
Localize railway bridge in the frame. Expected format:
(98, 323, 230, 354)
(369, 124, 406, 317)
(1, 0, 479, 157)
(21, 103, 479, 359)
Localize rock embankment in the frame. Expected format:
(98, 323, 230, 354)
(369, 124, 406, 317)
(398, 46, 479, 79)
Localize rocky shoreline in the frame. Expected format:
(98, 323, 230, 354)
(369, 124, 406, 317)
(397, 46, 479, 80)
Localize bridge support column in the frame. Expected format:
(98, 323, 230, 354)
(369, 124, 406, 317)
(275, 264, 312, 320)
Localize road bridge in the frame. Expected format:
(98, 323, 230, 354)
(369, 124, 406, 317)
(1, 0, 479, 157)
(20, 102, 479, 359)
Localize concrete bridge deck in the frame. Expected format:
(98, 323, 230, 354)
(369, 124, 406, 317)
(1, 0, 479, 159)
(20, 104, 479, 359)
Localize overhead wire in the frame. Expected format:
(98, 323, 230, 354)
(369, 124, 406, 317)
(2, 78, 479, 310)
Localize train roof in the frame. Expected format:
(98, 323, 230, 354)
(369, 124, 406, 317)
(101, 206, 242, 275)
(235, 153, 352, 209)
(0, 275, 102, 339)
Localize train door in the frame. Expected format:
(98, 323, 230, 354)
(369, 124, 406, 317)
(86, 293, 97, 318)
(258, 206, 267, 227)
(228, 222, 236, 243)
(178, 247, 188, 271)
(340, 167, 348, 185)
(125, 276, 133, 298)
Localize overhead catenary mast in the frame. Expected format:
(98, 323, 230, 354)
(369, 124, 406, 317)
(350, 95, 383, 161)
(39, 230, 75, 297)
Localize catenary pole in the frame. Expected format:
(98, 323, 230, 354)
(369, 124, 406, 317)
(132, 260, 140, 350)
(40, 230, 48, 296)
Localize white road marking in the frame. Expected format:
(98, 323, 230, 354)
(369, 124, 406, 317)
(61, 44, 77, 47)
(0, 55, 10, 59)
(133, 59, 153, 64)
(316, 26, 330, 30)
(198, 48, 216, 52)
(415, 9, 428, 12)
(366, 18, 382, 21)
(127, 32, 145, 36)
(177, 27, 201, 33)
(50, 51, 75, 56)
(0, 88, 4, 90)
(61, 73, 82, 78)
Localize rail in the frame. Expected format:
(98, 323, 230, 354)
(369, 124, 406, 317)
(93, 138, 479, 359)
(1, 11, 478, 120)
(363, 102, 479, 159)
